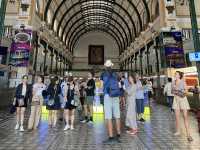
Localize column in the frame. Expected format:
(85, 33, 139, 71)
(65, 60, 69, 72)
(127, 58, 130, 71)
(0, 0, 7, 41)
(33, 34, 39, 74)
(59, 56, 62, 76)
(130, 55, 133, 71)
(43, 44, 48, 75)
(135, 54, 137, 72)
(120, 62, 123, 71)
(55, 53, 58, 74)
(189, 0, 200, 84)
(50, 50, 54, 74)
(146, 45, 150, 76)
(139, 50, 143, 78)
(63, 58, 66, 76)
(154, 38, 160, 88)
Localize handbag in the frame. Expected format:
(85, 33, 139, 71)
(71, 95, 79, 107)
(70, 99, 78, 107)
(9, 104, 16, 114)
(176, 90, 186, 98)
(47, 87, 57, 107)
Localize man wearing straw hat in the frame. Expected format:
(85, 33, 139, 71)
(100, 60, 122, 144)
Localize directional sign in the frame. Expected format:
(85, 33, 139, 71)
(189, 52, 200, 61)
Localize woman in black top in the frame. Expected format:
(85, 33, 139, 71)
(46, 76, 61, 128)
(14, 75, 31, 131)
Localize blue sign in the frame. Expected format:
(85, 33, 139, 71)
(189, 52, 200, 61)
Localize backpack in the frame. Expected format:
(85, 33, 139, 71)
(108, 72, 122, 97)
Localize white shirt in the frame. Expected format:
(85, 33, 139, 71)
(164, 82, 174, 96)
(33, 83, 46, 96)
(22, 84, 27, 96)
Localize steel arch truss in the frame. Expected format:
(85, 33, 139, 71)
(71, 27, 122, 54)
(44, 0, 150, 53)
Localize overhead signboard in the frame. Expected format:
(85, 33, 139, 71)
(161, 31, 185, 68)
(189, 52, 200, 62)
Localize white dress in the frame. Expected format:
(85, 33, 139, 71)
(125, 84, 137, 129)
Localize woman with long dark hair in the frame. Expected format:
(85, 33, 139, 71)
(14, 75, 31, 131)
(172, 71, 193, 141)
(46, 76, 61, 128)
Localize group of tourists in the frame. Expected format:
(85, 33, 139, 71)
(12, 59, 193, 144)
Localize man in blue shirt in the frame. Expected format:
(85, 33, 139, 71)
(100, 60, 121, 144)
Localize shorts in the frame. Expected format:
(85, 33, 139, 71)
(136, 99, 144, 114)
(104, 94, 120, 119)
(86, 96, 94, 105)
(173, 96, 190, 110)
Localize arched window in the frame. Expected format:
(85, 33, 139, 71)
(47, 10, 52, 24)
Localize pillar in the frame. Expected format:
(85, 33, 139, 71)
(50, 50, 54, 74)
(146, 45, 150, 76)
(65, 60, 68, 72)
(33, 33, 39, 74)
(154, 38, 160, 88)
(135, 54, 137, 72)
(59, 56, 62, 76)
(189, 0, 200, 84)
(0, 0, 7, 41)
(43, 44, 48, 75)
(131, 55, 133, 71)
(127, 58, 130, 71)
(63, 58, 66, 76)
(139, 51, 143, 78)
(55, 53, 59, 74)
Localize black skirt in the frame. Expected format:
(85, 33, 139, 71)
(64, 99, 76, 110)
(15, 98, 28, 108)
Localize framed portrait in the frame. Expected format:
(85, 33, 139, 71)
(88, 45, 104, 65)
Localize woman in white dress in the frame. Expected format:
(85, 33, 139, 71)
(125, 73, 138, 135)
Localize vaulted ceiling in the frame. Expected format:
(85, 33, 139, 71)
(44, 0, 151, 54)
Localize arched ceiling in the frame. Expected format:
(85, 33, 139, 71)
(44, 0, 150, 54)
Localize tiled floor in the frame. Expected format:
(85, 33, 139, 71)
(0, 103, 200, 150)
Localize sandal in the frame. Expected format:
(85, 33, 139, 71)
(187, 136, 193, 142)
(128, 130, 138, 135)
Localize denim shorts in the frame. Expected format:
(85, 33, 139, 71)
(104, 94, 120, 119)
(86, 96, 94, 105)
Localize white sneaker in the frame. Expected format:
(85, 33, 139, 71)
(80, 120, 87, 123)
(174, 132, 180, 136)
(70, 125, 74, 130)
(19, 126, 24, 132)
(88, 121, 93, 124)
(15, 124, 19, 130)
(64, 125, 70, 131)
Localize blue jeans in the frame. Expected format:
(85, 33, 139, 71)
(136, 99, 144, 114)
(167, 96, 174, 110)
